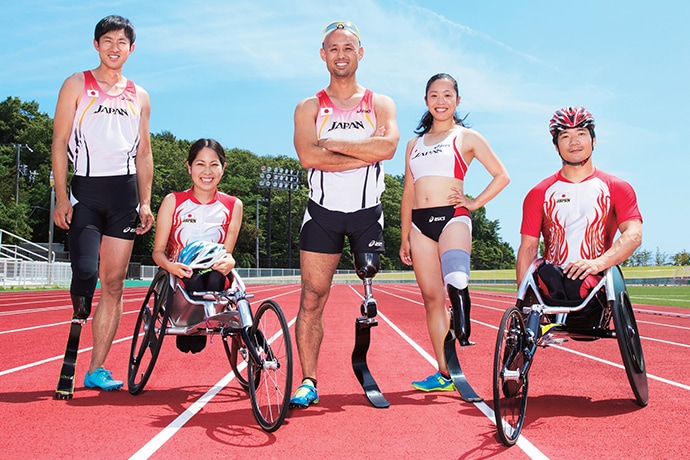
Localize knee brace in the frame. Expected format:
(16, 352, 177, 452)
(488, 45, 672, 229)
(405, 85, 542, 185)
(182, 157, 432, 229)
(441, 249, 470, 290)
(353, 252, 380, 280)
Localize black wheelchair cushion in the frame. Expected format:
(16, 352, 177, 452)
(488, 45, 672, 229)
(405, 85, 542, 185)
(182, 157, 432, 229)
(176, 335, 207, 354)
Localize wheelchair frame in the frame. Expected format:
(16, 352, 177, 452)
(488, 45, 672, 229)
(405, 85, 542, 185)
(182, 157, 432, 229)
(493, 258, 648, 447)
(127, 268, 292, 432)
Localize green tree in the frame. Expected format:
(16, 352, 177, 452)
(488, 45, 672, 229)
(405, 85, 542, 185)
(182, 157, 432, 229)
(624, 248, 652, 267)
(470, 204, 515, 269)
(0, 97, 54, 242)
(671, 250, 690, 266)
(0, 95, 518, 272)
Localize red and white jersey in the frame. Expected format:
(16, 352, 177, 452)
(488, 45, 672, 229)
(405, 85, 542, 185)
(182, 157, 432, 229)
(521, 168, 642, 266)
(165, 189, 238, 261)
(309, 88, 384, 212)
(68, 71, 141, 177)
(409, 132, 468, 182)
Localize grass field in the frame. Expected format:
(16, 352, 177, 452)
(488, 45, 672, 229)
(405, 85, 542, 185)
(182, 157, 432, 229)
(472, 283, 690, 309)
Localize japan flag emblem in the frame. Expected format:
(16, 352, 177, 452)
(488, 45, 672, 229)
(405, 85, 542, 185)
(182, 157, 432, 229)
(87, 89, 99, 98)
(320, 107, 333, 116)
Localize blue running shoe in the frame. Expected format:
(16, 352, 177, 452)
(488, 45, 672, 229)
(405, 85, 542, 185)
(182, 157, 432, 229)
(411, 372, 455, 392)
(84, 367, 123, 391)
(289, 382, 319, 408)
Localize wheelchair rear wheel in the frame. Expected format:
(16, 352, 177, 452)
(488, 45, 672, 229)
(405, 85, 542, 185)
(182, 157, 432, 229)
(128, 269, 171, 395)
(248, 300, 293, 432)
(493, 306, 530, 447)
(613, 290, 648, 406)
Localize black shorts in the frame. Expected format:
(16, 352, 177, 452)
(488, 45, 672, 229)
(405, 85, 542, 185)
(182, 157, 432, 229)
(300, 200, 385, 254)
(411, 205, 471, 242)
(70, 174, 139, 241)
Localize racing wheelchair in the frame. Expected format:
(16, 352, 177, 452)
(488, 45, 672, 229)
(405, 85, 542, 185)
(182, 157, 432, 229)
(127, 256, 292, 432)
(493, 258, 648, 446)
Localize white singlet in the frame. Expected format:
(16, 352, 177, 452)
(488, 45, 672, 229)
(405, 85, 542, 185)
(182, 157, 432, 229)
(309, 89, 384, 212)
(68, 70, 141, 177)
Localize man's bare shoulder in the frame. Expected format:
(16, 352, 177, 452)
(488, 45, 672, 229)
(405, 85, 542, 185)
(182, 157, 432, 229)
(294, 95, 320, 118)
(371, 92, 396, 109)
(61, 71, 85, 91)
(296, 95, 319, 109)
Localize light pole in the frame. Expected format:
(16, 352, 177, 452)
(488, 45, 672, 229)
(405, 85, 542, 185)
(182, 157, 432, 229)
(13, 143, 34, 204)
(256, 197, 260, 269)
(257, 166, 301, 268)
(48, 171, 55, 285)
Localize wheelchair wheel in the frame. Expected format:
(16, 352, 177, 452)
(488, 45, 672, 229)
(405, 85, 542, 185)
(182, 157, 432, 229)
(223, 334, 256, 392)
(493, 306, 530, 447)
(247, 300, 293, 432)
(613, 290, 648, 406)
(128, 269, 171, 395)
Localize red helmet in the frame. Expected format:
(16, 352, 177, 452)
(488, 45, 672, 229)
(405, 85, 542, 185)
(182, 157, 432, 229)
(549, 106, 595, 143)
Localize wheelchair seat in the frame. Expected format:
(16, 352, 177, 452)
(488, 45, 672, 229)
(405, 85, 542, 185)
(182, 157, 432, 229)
(165, 272, 243, 333)
(518, 259, 611, 334)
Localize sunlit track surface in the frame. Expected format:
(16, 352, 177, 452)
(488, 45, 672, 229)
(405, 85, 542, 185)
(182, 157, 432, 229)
(0, 284, 688, 459)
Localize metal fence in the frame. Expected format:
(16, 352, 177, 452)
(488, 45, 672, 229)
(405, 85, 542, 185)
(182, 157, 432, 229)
(1, 259, 688, 289)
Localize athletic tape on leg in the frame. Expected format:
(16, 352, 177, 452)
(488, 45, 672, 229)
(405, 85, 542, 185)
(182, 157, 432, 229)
(441, 249, 470, 289)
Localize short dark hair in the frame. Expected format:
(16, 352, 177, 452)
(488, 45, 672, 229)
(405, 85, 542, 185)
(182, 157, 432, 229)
(94, 15, 136, 44)
(187, 139, 227, 166)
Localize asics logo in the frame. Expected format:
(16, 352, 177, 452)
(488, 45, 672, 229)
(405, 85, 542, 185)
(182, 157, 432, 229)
(122, 227, 137, 234)
(429, 215, 446, 223)
(368, 240, 383, 248)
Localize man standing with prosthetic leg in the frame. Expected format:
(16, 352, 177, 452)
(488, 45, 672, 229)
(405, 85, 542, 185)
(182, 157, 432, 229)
(289, 21, 399, 409)
(52, 15, 153, 397)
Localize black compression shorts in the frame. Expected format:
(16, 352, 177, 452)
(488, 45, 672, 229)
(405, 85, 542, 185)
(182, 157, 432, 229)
(300, 200, 385, 254)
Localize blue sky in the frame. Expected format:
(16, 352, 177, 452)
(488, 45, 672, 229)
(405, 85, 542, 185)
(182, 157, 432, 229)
(2, 0, 688, 259)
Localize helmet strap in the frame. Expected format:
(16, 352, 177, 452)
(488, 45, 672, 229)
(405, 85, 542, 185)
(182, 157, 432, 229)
(560, 154, 591, 167)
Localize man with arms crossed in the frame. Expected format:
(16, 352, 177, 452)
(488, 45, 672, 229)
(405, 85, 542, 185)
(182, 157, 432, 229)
(289, 21, 399, 408)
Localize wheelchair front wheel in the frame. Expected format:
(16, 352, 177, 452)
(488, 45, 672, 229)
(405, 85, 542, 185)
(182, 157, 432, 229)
(613, 291, 648, 406)
(493, 306, 530, 447)
(248, 300, 293, 432)
(223, 334, 256, 392)
(128, 269, 171, 395)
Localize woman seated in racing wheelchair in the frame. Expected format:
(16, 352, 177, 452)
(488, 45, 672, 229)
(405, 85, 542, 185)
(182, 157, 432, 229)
(151, 138, 243, 353)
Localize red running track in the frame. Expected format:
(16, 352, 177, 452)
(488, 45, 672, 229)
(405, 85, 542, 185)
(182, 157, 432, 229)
(1, 283, 688, 459)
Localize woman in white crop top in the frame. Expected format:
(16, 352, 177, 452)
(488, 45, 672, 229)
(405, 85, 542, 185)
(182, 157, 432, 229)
(400, 74, 509, 392)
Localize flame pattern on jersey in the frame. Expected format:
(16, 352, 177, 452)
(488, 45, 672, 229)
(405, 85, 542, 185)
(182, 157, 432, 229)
(521, 169, 641, 267)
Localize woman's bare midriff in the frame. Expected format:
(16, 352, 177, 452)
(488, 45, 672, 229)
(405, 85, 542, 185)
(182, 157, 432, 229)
(412, 176, 464, 209)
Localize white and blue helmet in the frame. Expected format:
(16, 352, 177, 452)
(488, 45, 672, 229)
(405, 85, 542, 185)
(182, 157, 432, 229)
(177, 241, 227, 269)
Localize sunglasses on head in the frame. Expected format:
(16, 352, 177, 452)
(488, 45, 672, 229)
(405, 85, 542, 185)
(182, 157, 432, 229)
(321, 21, 361, 44)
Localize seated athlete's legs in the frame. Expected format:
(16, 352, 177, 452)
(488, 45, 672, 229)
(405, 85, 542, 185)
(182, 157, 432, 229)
(410, 228, 449, 373)
(184, 269, 227, 293)
(439, 219, 473, 344)
(204, 270, 228, 291)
